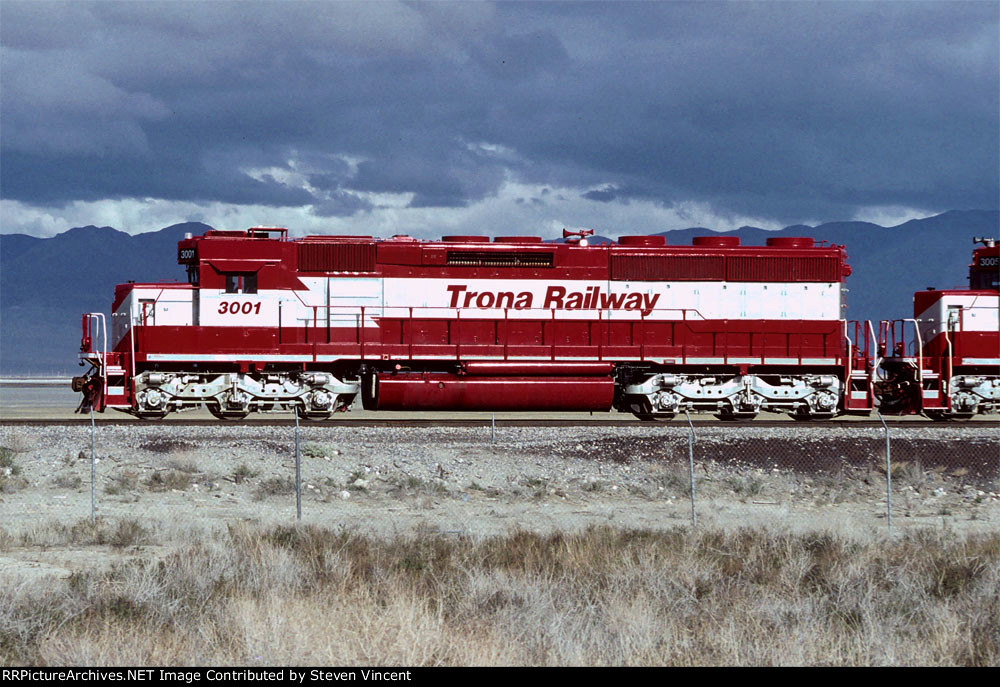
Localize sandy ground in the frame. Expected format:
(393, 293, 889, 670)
(1, 422, 997, 584)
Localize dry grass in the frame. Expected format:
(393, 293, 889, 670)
(232, 464, 259, 485)
(1, 517, 153, 551)
(253, 477, 297, 501)
(144, 470, 193, 492)
(1, 521, 997, 666)
(51, 474, 83, 490)
(1, 431, 35, 455)
(0, 447, 27, 493)
(103, 470, 140, 496)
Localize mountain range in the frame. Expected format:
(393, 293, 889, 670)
(1, 211, 996, 375)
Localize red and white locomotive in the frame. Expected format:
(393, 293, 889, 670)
(877, 237, 999, 419)
(76, 226, 883, 421)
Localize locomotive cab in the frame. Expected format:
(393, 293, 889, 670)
(76, 227, 361, 419)
(969, 237, 1000, 291)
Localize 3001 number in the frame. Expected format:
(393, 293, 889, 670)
(218, 302, 262, 315)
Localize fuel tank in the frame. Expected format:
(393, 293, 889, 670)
(363, 373, 615, 411)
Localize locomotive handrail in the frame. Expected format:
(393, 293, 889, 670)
(881, 318, 923, 359)
(880, 319, 900, 359)
(269, 286, 917, 329)
(845, 320, 872, 360)
(867, 320, 882, 381)
(129, 308, 137, 379)
(904, 318, 923, 386)
(943, 327, 953, 408)
(83, 313, 107, 399)
(272, 300, 853, 365)
(278, 301, 710, 320)
(284, 301, 715, 353)
(842, 320, 853, 384)
(83, 313, 107, 369)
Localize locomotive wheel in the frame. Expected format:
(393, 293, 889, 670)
(790, 411, 835, 422)
(208, 404, 249, 421)
(296, 407, 332, 422)
(361, 373, 378, 410)
(135, 411, 167, 421)
(629, 400, 674, 422)
(637, 413, 675, 422)
(927, 410, 973, 422)
(714, 411, 757, 422)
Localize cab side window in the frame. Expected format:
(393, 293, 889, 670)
(224, 272, 258, 294)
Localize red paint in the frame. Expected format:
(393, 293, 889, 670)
(461, 362, 615, 376)
(919, 331, 1000, 365)
(618, 236, 666, 247)
(173, 229, 854, 284)
(372, 373, 615, 411)
(766, 237, 814, 248)
(128, 318, 848, 364)
(693, 236, 740, 247)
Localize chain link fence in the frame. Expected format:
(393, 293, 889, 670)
(677, 416, 998, 534)
(2, 414, 995, 543)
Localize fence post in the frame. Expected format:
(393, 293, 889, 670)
(878, 411, 892, 533)
(295, 409, 302, 521)
(685, 410, 697, 527)
(90, 408, 97, 525)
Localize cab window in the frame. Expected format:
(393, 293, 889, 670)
(224, 272, 258, 294)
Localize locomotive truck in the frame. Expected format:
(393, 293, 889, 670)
(74, 227, 882, 421)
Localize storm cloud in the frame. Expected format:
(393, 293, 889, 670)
(1, 1, 996, 236)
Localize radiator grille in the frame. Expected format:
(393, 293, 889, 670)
(297, 243, 376, 272)
(446, 251, 554, 267)
(726, 256, 839, 282)
(611, 255, 724, 280)
(612, 254, 840, 282)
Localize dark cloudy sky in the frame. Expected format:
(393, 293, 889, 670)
(1, 1, 997, 238)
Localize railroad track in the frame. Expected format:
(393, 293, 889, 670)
(0, 417, 991, 429)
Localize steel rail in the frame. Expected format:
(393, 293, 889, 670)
(0, 418, 983, 428)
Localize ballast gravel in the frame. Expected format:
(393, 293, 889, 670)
(0, 423, 997, 544)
